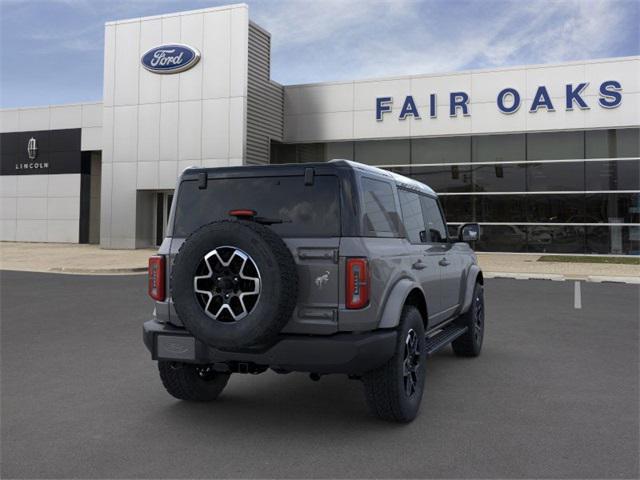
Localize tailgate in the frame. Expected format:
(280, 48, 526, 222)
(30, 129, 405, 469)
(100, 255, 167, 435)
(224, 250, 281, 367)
(281, 238, 340, 335)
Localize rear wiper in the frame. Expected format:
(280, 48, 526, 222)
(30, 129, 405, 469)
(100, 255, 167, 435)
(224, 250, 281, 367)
(254, 216, 284, 225)
(229, 209, 288, 225)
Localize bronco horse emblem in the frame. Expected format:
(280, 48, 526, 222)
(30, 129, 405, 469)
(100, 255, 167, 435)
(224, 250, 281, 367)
(314, 271, 330, 289)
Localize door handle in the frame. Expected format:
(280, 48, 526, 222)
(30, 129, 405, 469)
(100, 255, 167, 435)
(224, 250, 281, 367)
(439, 258, 450, 267)
(412, 260, 427, 270)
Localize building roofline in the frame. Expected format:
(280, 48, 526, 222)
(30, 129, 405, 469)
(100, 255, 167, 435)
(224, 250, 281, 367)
(0, 101, 103, 112)
(104, 3, 248, 26)
(282, 55, 640, 89)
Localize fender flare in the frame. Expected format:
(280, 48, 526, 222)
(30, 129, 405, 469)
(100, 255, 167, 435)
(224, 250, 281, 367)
(460, 265, 483, 314)
(378, 278, 427, 329)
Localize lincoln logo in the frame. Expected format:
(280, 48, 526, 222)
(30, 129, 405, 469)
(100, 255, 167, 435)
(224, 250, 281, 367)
(141, 44, 200, 74)
(16, 136, 48, 171)
(27, 137, 37, 160)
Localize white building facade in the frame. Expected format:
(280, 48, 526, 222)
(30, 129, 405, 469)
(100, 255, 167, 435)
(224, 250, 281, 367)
(1, 4, 638, 254)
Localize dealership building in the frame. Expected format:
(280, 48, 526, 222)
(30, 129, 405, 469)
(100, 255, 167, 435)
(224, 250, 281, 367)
(1, 3, 638, 254)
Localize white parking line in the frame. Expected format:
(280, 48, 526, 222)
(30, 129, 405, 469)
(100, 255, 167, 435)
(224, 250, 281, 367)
(574, 281, 582, 309)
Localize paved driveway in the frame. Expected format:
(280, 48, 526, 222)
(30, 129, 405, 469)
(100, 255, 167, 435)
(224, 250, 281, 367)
(1, 271, 638, 478)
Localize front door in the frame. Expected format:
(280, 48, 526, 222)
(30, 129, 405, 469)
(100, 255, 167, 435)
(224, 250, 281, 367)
(398, 188, 442, 324)
(420, 195, 462, 321)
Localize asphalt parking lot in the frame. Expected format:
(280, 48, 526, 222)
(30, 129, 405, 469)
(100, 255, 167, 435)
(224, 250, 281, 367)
(1, 271, 638, 479)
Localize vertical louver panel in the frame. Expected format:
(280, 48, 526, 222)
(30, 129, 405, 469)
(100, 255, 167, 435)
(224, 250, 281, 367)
(246, 23, 284, 165)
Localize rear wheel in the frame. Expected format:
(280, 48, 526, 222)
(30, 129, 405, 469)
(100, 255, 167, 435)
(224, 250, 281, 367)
(452, 282, 484, 357)
(362, 305, 426, 423)
(158, 361, 230, 401)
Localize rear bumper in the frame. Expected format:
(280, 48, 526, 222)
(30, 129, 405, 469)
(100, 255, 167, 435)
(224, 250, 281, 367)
(143, 319, 397, 375)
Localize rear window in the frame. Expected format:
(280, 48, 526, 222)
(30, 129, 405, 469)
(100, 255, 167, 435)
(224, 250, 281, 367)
(172, 175, 341, 238)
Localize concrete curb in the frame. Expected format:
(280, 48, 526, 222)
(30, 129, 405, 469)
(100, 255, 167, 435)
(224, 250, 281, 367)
(587, 275, 640, 284)
(484, 271, 640, 284)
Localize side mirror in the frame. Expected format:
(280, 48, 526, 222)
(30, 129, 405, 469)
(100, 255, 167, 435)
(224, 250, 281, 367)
(458, 223, 480, 242)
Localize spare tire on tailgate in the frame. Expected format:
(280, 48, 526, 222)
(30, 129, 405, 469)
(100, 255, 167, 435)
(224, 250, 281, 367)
(171, 220, 298, 349)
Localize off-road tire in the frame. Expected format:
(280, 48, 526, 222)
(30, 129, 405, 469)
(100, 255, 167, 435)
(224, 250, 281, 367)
(171, 220, 298, 349)
(158, 361, 230, 401)
(452, 282, 484, 357)
(362, 305, 426, 423)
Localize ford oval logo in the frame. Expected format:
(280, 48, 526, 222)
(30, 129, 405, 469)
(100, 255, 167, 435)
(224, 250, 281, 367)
(141, 44, 200, 74)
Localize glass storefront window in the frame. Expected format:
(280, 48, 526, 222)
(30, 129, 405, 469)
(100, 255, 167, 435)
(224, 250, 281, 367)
(411, 165, 472, 193)
(439, 195, 474, 223)
(355, 139, 409, 166)
(296, 144, 325, 163)
(472, 133, 525, 162)
(585, 192, 640, 224)
(527, 131, 584, 160)
(527, 161, 585, 191)
(325, 142, 354, 161)
(526, 226, 585, 254)
(411, 136, 470, 164)
(585, 159, 640, 191)
(586, 226, 640, 255)
(526, 194, 585, 222)
(585, 128, 640, 158)
(472, 163, 526, 192)
(476, 195, 527, 222)
(270, 142, 297, 164)
(475, 225, 528, 252)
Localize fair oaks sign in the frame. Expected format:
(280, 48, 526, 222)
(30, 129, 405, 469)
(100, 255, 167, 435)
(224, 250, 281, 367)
(375, 80, 623, 121)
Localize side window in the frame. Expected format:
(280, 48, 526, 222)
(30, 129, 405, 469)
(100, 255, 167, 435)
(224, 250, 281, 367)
(398, 189, 426, 243)
(361, 177, 400, 236)
(420, 195, 448, 243)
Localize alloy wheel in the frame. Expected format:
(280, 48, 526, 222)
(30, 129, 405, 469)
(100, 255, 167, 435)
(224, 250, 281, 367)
(403, 329, 421, 397)
(193, 246, 261, 322)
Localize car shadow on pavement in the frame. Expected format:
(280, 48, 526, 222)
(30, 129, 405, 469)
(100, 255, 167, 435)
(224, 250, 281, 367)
(141, 352, 462, 438)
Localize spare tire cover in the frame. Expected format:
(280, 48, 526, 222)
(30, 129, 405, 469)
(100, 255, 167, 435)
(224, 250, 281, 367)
(171, 220, 298, 349)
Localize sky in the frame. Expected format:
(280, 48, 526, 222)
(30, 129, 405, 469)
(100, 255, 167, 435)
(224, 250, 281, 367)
(0, 0, 638, 108)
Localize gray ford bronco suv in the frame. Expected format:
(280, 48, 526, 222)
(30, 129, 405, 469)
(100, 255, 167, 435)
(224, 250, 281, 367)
(143, 160, 484, 422)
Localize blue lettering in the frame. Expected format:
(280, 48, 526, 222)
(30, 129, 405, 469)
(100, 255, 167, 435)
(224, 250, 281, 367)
(376, 97, 393, 121)
(497, 88, 521, 114)
(399, 95, 420, 120)
(429, 93, 437, 118)
(565, 83, 589, 110)
(598, 80, 622, 108)
(530, 86, 555, 112)
(449, 92, 469, 116)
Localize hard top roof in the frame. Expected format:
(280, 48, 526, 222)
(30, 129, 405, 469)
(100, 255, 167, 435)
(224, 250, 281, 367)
(182, 159, 437, 196)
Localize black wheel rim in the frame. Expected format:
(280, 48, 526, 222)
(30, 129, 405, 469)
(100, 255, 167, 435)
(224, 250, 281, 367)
(403, 329, 421, 397)
(195, 365, 217, 381)
(474, 290, 484, 344)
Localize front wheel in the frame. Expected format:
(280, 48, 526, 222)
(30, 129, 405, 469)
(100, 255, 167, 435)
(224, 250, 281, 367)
(158, 361, 230, 401)
(362, 305, 426, 423)
(452, 282, 484, 357)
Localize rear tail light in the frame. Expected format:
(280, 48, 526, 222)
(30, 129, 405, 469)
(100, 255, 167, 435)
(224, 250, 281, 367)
(148, 255, 166, 301)
(346, 258, 369, 309)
